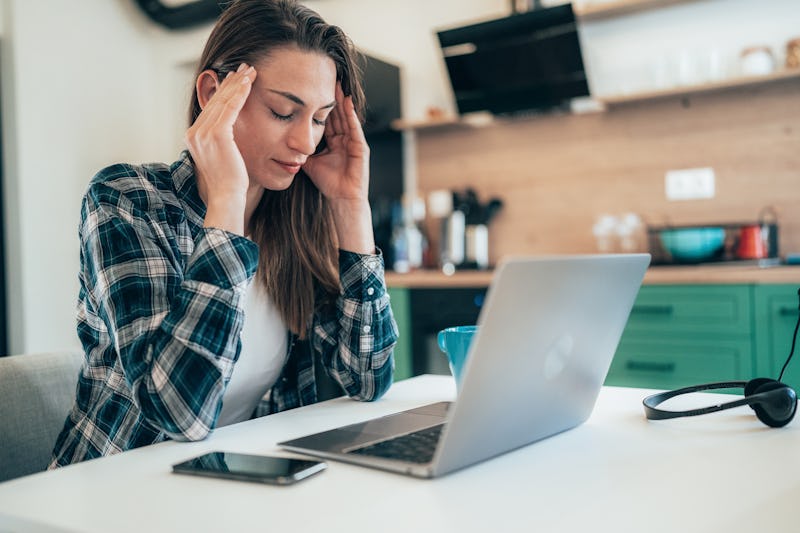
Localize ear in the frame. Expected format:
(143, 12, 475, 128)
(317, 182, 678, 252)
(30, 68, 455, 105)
(196, 70, 220, 110)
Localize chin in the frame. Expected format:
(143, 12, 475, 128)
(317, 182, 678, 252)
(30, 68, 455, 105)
(255, 174, 295, 192)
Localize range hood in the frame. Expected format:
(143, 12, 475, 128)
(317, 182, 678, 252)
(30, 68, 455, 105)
(133, 0, 224, 30)
(437, 3, 590, 116)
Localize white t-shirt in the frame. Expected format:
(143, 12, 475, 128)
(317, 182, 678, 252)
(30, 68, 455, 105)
(216, 280, 288, 427)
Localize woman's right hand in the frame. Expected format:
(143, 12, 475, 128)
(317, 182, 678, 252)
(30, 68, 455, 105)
(185, 63, 256, 236)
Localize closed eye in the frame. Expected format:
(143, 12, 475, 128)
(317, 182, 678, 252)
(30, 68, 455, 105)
(271, 110, 292, 121)
(271, 109, 326, 127)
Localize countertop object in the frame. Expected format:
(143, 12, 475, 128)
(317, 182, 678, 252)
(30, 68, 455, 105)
(0, 375, 798, 533)
(658, 227, 725, 262)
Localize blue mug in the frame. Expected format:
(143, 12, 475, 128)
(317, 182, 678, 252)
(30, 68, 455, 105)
(437, 325, 478, 390)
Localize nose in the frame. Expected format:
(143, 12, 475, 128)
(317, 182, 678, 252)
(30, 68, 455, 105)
(286, 119, 318, 156)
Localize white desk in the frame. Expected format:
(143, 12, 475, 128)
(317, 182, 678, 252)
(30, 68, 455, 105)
(0, 375, 798, 533)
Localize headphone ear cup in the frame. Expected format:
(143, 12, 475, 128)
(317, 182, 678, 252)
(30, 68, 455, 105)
(743, 377, 778, 397)
(750, 381, 797, 428)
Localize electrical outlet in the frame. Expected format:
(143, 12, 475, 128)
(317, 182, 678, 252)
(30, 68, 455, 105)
(665, 167, 715, 201)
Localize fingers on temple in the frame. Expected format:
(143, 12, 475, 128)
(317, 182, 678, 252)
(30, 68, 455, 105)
(201, 64, 255, 130)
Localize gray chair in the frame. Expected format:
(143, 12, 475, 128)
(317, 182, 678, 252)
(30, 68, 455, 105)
(0, 351, 83, 482)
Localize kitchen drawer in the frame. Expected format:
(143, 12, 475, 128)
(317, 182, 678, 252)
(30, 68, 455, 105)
(606, 335, 755, 390)
(626, 285, 752, 336)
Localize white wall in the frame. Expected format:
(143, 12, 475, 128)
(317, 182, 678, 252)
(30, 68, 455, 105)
(0, 0, 193, 354)
(0, 0, 798, 354)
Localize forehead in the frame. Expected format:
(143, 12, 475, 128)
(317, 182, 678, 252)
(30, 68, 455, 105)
(253, 46, 337, 103)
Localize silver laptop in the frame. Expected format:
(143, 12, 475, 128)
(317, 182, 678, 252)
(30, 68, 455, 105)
(279, 254, 650, 478)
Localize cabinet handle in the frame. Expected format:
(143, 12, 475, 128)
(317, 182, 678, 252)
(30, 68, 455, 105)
(625, 361, 676, 373)
(778, 307, 800, 317)
(632, 305, 674, 315)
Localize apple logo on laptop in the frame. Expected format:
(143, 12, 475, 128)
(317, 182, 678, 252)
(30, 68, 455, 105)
(543, 333, 574, 381)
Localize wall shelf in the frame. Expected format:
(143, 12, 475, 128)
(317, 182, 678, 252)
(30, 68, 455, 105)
(391, 69, 800, 131)
(598, 68, 800, 107)
(390, 116, 462, 132)
(574, 0, 702, 22)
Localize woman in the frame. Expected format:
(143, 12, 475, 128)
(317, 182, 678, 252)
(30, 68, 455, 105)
(50, 0, 397, 467)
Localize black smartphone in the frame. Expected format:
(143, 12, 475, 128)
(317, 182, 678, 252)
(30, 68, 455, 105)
(172, 451, 326, 485)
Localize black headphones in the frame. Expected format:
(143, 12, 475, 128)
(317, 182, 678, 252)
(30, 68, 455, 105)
(643, 288, 800, 428)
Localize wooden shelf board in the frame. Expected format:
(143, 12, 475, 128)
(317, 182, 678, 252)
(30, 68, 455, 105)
(598, 68, 800, 107)
(575, 0, 701, 21)
(390, 116, 462, 131)
(391, 69, 800, 129)
(390, 108, 578, 132)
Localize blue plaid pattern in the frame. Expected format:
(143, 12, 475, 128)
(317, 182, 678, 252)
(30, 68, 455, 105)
(50, 152, 397, 467)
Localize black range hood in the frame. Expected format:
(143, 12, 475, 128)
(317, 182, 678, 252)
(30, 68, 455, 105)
(133, 0, 224, 30)
(437, 3, 590, 116)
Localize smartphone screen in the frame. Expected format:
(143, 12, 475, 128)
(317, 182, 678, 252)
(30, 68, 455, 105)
(172, 451, 326, 485)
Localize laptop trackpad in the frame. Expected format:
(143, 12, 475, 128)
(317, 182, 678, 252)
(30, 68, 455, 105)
(282, 401, 451, 452)
(356, 401, 450, 437)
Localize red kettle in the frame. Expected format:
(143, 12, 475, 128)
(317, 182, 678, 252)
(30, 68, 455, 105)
(736, 207, 778, 260)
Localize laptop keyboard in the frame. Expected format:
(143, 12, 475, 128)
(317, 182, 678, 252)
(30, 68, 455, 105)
(348, 424, 444, 464)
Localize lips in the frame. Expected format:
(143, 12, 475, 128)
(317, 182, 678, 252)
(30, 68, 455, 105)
(274, 159, 303, 174)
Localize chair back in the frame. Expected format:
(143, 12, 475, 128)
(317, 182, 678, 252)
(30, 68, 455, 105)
(0, 351, 83, 482)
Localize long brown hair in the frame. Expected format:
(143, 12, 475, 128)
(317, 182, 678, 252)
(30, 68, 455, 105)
(189, 0, 366, 338)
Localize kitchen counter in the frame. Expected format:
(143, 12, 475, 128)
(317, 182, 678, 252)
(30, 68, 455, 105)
(643, 264, 800, 284)
(385, 269, 494, 288)
(385, 264, 800, 288)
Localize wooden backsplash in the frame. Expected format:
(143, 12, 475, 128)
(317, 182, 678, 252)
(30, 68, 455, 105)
(414, 78, 800, 263)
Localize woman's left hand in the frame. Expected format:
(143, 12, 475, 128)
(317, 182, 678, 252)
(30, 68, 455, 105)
(302, 83, 369, 202)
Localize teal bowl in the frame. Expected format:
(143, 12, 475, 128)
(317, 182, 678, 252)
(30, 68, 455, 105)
(659, 227, 725, 262)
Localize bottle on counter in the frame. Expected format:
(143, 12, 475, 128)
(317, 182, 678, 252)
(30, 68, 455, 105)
(428, 189, 463, 274)
(390, 202, 410, 273)
(390, 196, 429, 273)
(441, 209, 466, 275)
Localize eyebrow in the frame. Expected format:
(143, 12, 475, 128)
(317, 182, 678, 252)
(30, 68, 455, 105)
(267, 89, 336, 110)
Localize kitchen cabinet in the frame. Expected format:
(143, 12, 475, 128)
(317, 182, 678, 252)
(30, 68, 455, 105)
(387, 286, 486, 381)
(605, 285, 756, 390)
(608, 283, 800, 391)
(389, 278, 800, 392)
(753, 284, 800, 391)
(387, 287, 413, 381)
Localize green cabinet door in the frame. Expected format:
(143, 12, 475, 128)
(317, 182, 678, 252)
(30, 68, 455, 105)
(608, 336, 754, 390)
(606, 284, 755, 390)
(623, 284, 753, 335)
(754, 284, 800, 391)
(387, 287, 413, 381)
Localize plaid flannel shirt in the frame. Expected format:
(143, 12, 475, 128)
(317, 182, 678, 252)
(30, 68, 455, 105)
(50, 152, 397, 467)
